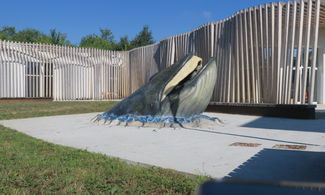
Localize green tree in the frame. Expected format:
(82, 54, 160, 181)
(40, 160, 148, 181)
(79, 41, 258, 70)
(0, 26, 16, 40)
(79, 28, 116, 50)
(0, 26, 72, 46)
(116, 36, 130, 51)
(48, 29, 71, 45)
(100, 29, 114, 42)
(12, 29, 43, 43)
(130, 25, 154, 49)
(0, 25, 156, 50)
(79, 35, 111, 50)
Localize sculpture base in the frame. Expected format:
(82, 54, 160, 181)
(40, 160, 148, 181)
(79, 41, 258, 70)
(93, 114, 222, 128)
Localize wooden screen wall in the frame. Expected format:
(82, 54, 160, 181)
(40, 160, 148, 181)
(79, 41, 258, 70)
(0, 41, 129, 100)
(129, 0, 321, 104)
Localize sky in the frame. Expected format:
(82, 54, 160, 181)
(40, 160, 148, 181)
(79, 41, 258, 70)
(0, 0, 290, 45)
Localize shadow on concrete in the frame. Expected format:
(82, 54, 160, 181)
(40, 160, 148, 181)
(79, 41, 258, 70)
(199, 148, 325, 194)
(226, 148, 325, 182)
(241, 117, 325, 133)
(198, 180, 325, 195)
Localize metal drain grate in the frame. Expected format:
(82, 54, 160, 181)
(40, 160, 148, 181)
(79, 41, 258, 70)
(229, 142, 261, 147)
(272, 144, 306, 150)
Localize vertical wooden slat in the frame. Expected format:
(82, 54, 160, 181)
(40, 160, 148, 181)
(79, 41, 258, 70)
(281, 2, 291, 104)
(4, 40, 8, 97)
(214, 22, 221, 101)
(219, 21, 226, 102)
(309, 0, 320, 104)
(276, 2, 283, 103)
(258, 5, 265, 103)
(239, 12, 246, 102)
(293, 0, 305, 104)
(248, 8, 256, 103)
(0, 41, 5, 97)
(11, 42, 16, 97)
(270, 3, 275, 103)
(20, 43, 25, 97)
(230, 16, 236, 103)
(264, 4, 270, 102)
(82, 48, 87, 99)
(17, 42, 23, 98)
(286, 1, 297, 104)
(52, 45, 56, 100)
(49, 44, 53, 98)
(301, 0, 312, 104)
(9, 42, 15, 98)
(31, 43, 35, 98)
(253, 7, 261, 103)
(244, 10, 251, 102)
(59, 45, 63, 100)
(78, 47, 82, 100)
(61, 46, 66, 100)
(71, 46, 75, 100)
(235, 15, 241, 102)
(85, 48, 89, 99)
(13, 42, 20, 97)
(54, 45, 59, 100)
(48, 44, 53, 98)
(36, 44, 40, 98)
(44, 44, 48, 97)
(0, 41, 4, 98)
(225, 20, 231, 102)
(39, 43, 44, 98)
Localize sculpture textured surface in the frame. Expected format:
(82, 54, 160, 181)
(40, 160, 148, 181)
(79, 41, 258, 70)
(95, 54, 218, 127)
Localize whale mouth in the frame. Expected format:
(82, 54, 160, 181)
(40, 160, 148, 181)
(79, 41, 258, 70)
(162, 56, 204, 100)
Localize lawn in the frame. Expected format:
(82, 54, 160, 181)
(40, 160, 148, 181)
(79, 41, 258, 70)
(0, 100, 118, 120)
(0, 101, 208, 194)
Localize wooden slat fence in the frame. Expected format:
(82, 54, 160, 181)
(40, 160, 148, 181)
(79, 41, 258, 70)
(0, 41, 130, 100)
(128, 0, 322, 104)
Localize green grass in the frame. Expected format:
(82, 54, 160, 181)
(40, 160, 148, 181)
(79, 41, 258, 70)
(0, 101, 208, 194)
(0, 101, 118, 120)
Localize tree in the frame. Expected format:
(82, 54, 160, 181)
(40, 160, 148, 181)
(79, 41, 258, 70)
(0, 26, 72, 45)
(130, 25, 154, 49)
(0, 25, 156, 50)
(116, 36, 130, 51)
(47, 29, 71, 45)
(79, 29, 116, 50)
(100, 29, 114, 42)
(0, 26, 16, 40)
(12, 29, 42, 43)
(79, 35, 113, 50)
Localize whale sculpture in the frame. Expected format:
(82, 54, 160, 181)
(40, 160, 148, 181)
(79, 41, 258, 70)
(95, 54, 217, 127)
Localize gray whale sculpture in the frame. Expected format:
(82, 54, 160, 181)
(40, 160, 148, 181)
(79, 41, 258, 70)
(98, 54, 217, 121)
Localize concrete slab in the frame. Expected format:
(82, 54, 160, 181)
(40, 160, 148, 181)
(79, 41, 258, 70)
(1, 112, 325, 180)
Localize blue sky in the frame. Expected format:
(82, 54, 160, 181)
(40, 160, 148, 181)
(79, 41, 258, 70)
(0, 0, 288, 45)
